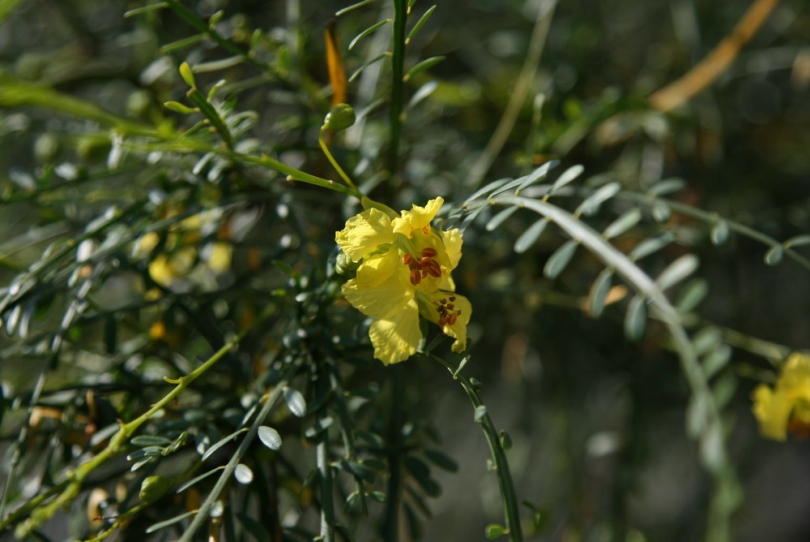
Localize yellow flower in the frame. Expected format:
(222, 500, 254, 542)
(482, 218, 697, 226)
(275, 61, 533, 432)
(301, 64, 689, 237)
(134, 209, 233, 291)
(752, 352, 810, 441)
(336, 197, 472, 365)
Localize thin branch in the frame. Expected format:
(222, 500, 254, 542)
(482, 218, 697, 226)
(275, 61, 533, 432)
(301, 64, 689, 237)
(649, 0, 781, 112)
(467, 1, 556, 188)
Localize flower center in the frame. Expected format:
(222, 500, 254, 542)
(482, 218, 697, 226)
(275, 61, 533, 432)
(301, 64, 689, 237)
(435, 295, 461, 326)
(402, 247, 441, 285)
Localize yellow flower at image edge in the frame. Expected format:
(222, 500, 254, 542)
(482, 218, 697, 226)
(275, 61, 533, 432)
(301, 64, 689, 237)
(336, 197, 471, 365)
(752, 352, 810, 441)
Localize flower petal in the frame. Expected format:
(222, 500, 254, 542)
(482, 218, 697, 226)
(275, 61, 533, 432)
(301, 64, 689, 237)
(392, 197, 444, 237)
(369, 300, 422, 364)
(441, 228, 463, 270)
(336, 208, 395, 262)
(419, 291, 472, 353)
(343, 253, 413, 320)
(752, 384, 791, 441)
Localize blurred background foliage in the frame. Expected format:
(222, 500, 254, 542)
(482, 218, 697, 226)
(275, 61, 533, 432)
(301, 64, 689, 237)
(0, 0, 809, 541)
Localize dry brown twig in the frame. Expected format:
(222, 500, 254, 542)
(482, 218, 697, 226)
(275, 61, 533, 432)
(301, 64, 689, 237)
(649, 0, 781, 112)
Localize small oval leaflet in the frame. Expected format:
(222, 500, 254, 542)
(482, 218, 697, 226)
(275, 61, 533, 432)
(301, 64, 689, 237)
(588, 268, 614, 317)
(550, 164, 584, 193)
(283, 387, 307, 417)
(603, 208, 641, 240)
(234, 464, 254, 485)
(513, 218, 548, 254)
(486, 206, 518, 231)
(486, 523, 506, 539)
(258, 426, 282, 450)
(646, 177, 685, 196)
(686, 391, 709, 439)
(764, 245, 784, 266)
(424, 448, 459, 472)
(656, 254, 699, 291)
(474, 405, 487, 422)
(131, 435, 173, 447)
(675, 279, 709, 314)
(576, 181, 621, 216)
(630, 231, 675, 261)
(710, 221, 729, 245)
(499, 430, 513, 450)
(544, 239, 578, 279)
(624, 296, 647, 342)
(651, 202, 671, 223)
(702, 344, 732, 380)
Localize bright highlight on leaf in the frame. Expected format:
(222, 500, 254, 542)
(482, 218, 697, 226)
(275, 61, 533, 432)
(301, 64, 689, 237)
(336, 197, 472, 365)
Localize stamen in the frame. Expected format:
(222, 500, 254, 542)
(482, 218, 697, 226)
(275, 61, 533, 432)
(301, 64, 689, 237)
(409, 269, 422, 285)
(421, 247, 437, 257)
(448, 313, 458, 325)
(402, 253, 412, 265)
(426, 261, 442, 277)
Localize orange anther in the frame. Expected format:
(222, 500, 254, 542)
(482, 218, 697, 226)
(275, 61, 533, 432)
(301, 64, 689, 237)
(448, 313, 458, 325)
(409, 269, 422, 285)
(426, 261, 442, 277)
(402, 253, 412, 265)
(421, 247, 437, 257)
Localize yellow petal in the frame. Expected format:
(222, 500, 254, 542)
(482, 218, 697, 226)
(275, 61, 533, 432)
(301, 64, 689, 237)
(419, 291, 472, 353)
(336, 208, 395, 262)
(368, 300, 421, 365)
(392, 197, 444, 237)
(441, 228, 463, 270)
(355, 251, 408, 287)
(343, 253, 413, 320)
(752, 384, 790, 441)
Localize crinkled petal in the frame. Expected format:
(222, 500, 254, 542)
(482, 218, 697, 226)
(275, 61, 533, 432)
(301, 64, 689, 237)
(355, 251, 408, 288)
(369, 300, 422, 365)
(336, 208, 395, 262)
(392, 197, 444, 237)
(441, 228, 463, 270)
(343, 254, 413, 320)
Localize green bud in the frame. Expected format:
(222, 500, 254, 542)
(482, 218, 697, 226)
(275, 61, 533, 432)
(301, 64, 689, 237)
(139, 475, 172, 504)
(179, 62, 196, 88)
(323, 103, 356, 132)
(335, 250, 359, 278)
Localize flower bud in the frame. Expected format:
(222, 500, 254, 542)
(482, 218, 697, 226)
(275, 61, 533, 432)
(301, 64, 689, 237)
(322, 103, 356, 132)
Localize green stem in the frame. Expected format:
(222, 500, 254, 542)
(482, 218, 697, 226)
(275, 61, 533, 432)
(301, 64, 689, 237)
(319, 127, 358, 190)
(427, 353, 524, 541)
(179, 372, 293, 542)
(386, 0, 408, 194)
(6, 305, 277, 537)
(616, 191, 810, 272)
(318, 437, 335, 542)
(0, 76, 362, 199)
(382, 362, 405, 542)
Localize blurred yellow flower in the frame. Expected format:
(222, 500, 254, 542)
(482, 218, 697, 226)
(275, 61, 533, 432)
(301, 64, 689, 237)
(134, 209, 232, 291)
(752, 352, 810, 441)
(336, 197, 471, 365)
